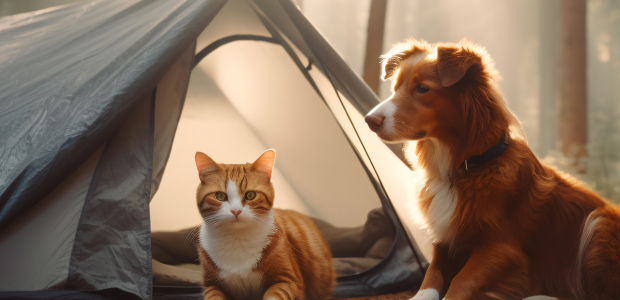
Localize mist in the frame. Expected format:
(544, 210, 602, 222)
(301, 0, 620, 202)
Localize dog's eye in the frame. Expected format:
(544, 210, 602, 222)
(215, 192, 227, 201)
(416, 85, 430, 94)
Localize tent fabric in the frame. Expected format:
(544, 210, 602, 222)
(0, 290, 139, 300)
(67, 45, 195, 299)
(67, 90, 157, 297)
(0, 0, 226, 230)
(151, 46, 198, 199)
(0, 0, 226, 298)
(0, 145, 104, 291)
(253, 0, 380, 115)
(0, 0, 429, 299)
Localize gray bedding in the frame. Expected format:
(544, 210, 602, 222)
(151, 208, 395, 286)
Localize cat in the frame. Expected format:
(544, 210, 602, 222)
(194, 149, 336, 300)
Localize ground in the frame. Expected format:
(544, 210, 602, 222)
(334, 291, 416, 300)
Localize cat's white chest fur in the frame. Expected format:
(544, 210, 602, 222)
(218, 271, 263, 300)
(199, 211, 275, 299)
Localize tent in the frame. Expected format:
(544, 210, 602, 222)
(0, 0, 432, 299)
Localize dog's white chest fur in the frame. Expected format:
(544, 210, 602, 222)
(420, 176, 458, 242)
(409, 139, 458, 243)
(199, 214, 275, 299)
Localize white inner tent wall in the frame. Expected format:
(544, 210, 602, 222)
(150, 0, 383, 231)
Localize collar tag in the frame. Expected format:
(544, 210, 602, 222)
(462, 133, 508, 171)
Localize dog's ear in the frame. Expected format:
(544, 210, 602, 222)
(382, 52, 407, 80)
(436, 45, 483, 87)
(381, 39, 430, 80)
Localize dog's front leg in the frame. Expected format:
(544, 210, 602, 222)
(411, 244, 462, 300)
(443, 243, 530, 300)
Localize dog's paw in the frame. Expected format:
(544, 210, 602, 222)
(410, 288, 440, 300)
(523, 297, 557, 300)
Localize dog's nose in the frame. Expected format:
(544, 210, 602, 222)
(365, 114, 384, 131)
(231, 210, 242, 218)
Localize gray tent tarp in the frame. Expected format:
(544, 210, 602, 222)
(0, 0, 226, 298)
(0, 0, 427, 299)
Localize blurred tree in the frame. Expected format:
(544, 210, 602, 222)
(363, 0, 387, 96)
(538, 0, 560, 158)
(586, 0, 620, 202)
(559, 0, 587, 169)
(362, 0, 409, 165)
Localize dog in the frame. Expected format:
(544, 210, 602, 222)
(364, 39, 620, 300)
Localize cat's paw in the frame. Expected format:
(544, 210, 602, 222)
(203, 294, 226, 300)
(409, 288, 440, 300)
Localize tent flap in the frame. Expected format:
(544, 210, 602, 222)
(67, 91, 155, 299)
(67, 34, 199, 300)
(0, 0, 227, 230)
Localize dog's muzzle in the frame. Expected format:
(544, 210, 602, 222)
(365, 114, 384, 132)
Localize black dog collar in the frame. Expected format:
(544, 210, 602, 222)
(462, 133, 508, 171)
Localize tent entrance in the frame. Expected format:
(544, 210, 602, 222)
(148, 0, 427, 297)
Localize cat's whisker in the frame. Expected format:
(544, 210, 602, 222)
(185, 227, 200, 246)
(247, 215, 271, 224)
(201, 216, 228, 230)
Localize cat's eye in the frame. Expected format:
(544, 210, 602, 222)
(245, 191, 256, 200)
(416, 85, 430, 94)
(215, 192, 227, 201)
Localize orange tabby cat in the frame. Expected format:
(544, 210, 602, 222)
(194, 150, 336, 300)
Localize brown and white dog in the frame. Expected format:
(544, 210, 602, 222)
(364, 39, 620, 300)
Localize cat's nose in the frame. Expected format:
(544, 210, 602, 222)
(231, 210, 242, 218)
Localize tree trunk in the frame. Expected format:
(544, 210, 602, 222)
(363, 0, 387, 96)
(363, 0, 409, 166)
(559, 0, 587, 166)
(538, 0, 560, 158)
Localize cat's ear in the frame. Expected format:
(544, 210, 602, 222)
(251, 149, 276, 180)
(195, 152, 220, 176)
